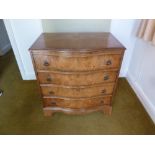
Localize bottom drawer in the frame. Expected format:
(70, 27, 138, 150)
(43, 96, 111, 109)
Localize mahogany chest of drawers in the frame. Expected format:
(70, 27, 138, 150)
(29, 32, 125, 116)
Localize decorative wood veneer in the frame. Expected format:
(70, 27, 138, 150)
(43, 95, 111, 109)
(29, 32, 125, 116)
(37, 70, 118, 86)
(33, 53, 122, 71)
(40, 83, 114, 98)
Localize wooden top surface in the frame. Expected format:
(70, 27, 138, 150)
(29, 32, 125, 51)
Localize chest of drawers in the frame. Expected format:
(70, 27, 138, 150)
(29, 33, 125, 116)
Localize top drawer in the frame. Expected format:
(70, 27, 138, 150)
(33, 53, 122, 71)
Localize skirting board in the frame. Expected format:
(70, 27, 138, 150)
(127, 72, 155, 124)
(24, 72, 36, 80)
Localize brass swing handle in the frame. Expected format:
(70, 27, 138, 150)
(101, 89, 106, 94)
(100, 100, 104, 105)
(50, 101, 56, 106)
(104, 75, 109, 81)
(106, 60, 112, 65)
(44, 61, 50, 66)
(49, 91, 55, 95)
(46, 76, 52, 82)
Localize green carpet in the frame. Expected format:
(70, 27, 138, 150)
(0, 50, 155, 135)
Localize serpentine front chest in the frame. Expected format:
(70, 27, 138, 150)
(29, 32, 125, 116)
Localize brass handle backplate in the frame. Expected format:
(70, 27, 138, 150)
(44, 61, 49, 66)
(51, 101, 56, 105)
(46, 76, 52, 82)
(101, 89, 106, 94)
(100, 100, 104, 104)
(49, 91, 55, 95)
(104, 75, 109, 81)
(106, 60, 112, 65)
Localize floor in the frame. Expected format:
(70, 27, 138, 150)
(0, 50, 155, 135)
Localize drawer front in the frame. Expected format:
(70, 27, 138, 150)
(41, 83, 114, 98)
(38, 71, 117, 86)
(43, 96, 111, 109)
(33, 54, 122, 71)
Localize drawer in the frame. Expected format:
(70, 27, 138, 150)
(38, 70, 117, 86)
(41, 83, 114, 98)
(33, 54, 122, 71)
(43, 96, 111, 109)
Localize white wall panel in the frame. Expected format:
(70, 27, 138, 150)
(4, 19, 43, 79)
(110, 19, 139, 77)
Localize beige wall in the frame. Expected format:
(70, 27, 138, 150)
(42, 19, 111, 32)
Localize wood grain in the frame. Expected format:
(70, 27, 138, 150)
(29, 33, 125, 50)
(43, 96, 111, 109)
(29, 32, 125, 116)
(43, 105, 112, 115)
(33, 54, 122, 71)
(37, 70, 118, 86)
(40, 83, 114, 98)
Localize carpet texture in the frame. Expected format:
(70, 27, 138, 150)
(0, 50, 155, 135)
